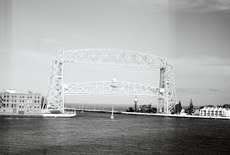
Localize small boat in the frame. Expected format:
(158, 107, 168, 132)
(110, 106, 114, 119)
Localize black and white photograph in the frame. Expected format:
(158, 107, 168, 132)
(0, 0, 230, 154)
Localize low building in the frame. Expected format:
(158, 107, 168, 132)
(199, 107, 230, 117)
(0, 90, 46, 115)
(138, 104, 157, 113)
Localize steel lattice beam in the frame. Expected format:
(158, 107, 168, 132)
(63, 81, 159, 96)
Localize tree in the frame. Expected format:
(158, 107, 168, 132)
(126, 107, 134, 112)
(177, 101, 182, 114)
(174, 101, 182, 114)
(206, 105, 214, 108)
(187, 99, 194, 115)
(150, 107, 157, 113)
(223, 104, 230, 109)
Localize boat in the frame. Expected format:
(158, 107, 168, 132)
(110, 106, 114, 119)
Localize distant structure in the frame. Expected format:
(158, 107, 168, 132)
(0, 90, 46, 115)
(134, 96, 138, 112)
(199, 107, 230, 117)
(47, 49, 176, 114)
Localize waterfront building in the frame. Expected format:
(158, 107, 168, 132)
(0, 90, 46, 115)
(199, 107, 230, 117)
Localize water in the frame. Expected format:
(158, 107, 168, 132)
(0, 112, 230, 155)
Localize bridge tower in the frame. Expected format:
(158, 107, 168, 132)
(47, 57, 65, 113)
(158, 67, 166, 113)
(158, 64, 176, 113)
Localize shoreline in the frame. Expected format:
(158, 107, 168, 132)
(1, 110, 230, 120)
(74, 109, 230, 120)
(120, 112, 230, 120)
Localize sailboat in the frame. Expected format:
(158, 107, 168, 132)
(110, 106, 114, 120)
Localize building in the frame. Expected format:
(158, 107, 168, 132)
(199, 107, 230, 117)
(138, 104, 157, 113)
(0, 90, 46, 115)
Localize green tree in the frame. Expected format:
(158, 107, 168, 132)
(223, 104, 230, 109)
(150, 107, 157, 113)
(127, 107, 134, 112)
(174, 101, 182, 114)
(187, 99, 194, 115)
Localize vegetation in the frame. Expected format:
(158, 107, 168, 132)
(126, 104, 157, 113)
(175, 101, 182, 114)
(199, 104, 230, 109)
(223, 104, 230, 109)
(139, 104, 157, 113)
(171, 101, 182, 114)
(185, 99, 194, 115)
(206, 105, 215, 107)
(126, 107, 134, 112)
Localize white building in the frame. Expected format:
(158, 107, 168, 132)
(199, 107, 230, 117)
(0, 90, 46, 115)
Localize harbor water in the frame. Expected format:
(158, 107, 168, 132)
(0, 112, 230, 154)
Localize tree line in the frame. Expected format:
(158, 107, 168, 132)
(172, 99, 194, 115)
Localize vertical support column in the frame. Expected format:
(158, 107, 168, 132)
(159, 68, 166, 89)
(158, 67, 166, 113)
(47, 59, 64, 113)
(61, 60, 65, 113)
(165, 65, 176, 114)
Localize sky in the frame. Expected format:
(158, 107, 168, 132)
(0, 0, 230, 106)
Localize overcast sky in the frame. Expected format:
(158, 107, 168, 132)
(1, 0, 230, 106)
